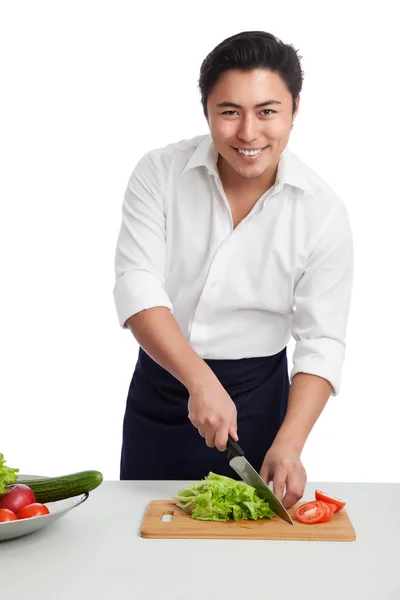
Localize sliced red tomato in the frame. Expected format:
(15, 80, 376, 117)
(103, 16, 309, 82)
(317, 500, 337, 513)
(295, 501, 328, 524)
(17, 503, 50, 520)
(315, 490, 346, 512)
(315, 501, 334, 523)
(0, 508, 18, 522)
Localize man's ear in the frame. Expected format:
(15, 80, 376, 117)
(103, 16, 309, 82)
(293, 95, 300, 121)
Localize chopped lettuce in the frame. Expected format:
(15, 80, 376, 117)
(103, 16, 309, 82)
(0, 453, 19, 495)
(173, 472, 275, 521)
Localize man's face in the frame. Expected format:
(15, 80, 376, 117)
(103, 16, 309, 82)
(206, 68, 299, 183)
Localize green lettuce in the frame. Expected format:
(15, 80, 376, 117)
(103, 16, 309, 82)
(173, 472, 275, 521)
(0, 453, 19, 495)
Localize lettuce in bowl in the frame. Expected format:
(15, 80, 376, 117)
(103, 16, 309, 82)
(0, 453, 19, 494)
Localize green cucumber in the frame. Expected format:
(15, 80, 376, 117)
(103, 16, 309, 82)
(19, 470, 103, 503)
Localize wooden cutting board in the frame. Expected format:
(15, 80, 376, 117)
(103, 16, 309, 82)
(141, 500, 356, 541)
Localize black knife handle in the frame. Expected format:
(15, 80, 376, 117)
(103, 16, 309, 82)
(226, 435, 244, 461)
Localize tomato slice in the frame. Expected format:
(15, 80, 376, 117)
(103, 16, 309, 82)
(315, 501, 334, 523)
(326, 501, 338, 513)
(0, 508, 18, 522)
(17, 503, 50, 520)
(295, 501, 328, 524)
(315, 490, 346, 511)
(318, 500, 337, 513)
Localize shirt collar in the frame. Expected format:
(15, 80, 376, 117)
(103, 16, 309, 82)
(180, 134, 314, 195)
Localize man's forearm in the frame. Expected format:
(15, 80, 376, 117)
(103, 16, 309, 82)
(125, 307, 216, 392)
(272, 373, 333, 454)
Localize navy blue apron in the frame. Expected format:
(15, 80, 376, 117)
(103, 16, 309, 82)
(120, 347, 289, 480)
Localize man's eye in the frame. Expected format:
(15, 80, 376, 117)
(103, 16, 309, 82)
(221, 109, 276, 116)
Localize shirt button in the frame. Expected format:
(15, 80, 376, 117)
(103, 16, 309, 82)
(211, 281, 217, 287)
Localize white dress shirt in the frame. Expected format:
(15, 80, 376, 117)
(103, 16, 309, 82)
(114, 134, 353, 395)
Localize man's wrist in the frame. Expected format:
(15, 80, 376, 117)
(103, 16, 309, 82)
(269, 373, 332, 456)
(269, 430, 305, 456)
(183, 359, 218, 394)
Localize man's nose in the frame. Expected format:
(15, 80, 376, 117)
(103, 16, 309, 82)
(237, 114, 261, 141)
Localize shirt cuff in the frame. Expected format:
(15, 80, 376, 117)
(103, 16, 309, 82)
(290, 337, 345, 396)
(113, 270, 173, 328)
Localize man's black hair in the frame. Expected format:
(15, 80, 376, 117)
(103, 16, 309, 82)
(198, 31, 304, 118)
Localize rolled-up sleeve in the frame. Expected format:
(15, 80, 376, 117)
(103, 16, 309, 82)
(290, 202, 354, 396)
(113, 152, 173, 328)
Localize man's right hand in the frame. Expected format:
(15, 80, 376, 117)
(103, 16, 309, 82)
(125, 308, 238, 451)
(188, 380, 238, 451)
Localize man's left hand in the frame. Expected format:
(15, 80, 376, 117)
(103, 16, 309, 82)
(259, 444, 307, 509)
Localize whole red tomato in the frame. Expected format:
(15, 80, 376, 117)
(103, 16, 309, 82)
(0, 484, 36, 513)
(17, 503, 50, 519)
(0, 508, 18, 522)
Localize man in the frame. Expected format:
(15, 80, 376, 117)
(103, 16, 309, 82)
(113, 31, 353, 509)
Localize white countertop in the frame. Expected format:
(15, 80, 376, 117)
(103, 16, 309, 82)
(1, 480, 400, 600)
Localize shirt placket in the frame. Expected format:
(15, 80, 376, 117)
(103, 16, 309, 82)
(188, 170, 232, 351)
(189, 236, 232, 352)
(189, 169, 281, 353)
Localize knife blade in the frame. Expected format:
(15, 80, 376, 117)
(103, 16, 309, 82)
(227, 435, 294, 525)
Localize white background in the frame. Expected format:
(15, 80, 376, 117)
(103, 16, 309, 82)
(1, 1, 399, 483)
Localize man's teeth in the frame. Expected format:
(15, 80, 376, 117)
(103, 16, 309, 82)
(238, 148, 263, 156)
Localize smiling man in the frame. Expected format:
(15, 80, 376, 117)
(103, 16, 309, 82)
(113, 31, 353, 509)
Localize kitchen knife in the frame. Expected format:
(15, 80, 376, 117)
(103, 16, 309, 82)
(227, 435, 294, 525)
